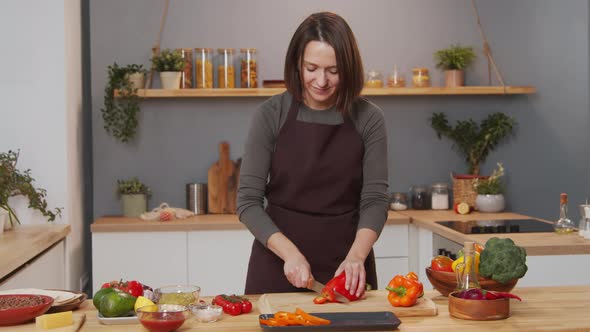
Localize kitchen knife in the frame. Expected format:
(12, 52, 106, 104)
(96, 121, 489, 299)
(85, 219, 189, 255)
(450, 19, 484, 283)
(307, 279, 351, 303)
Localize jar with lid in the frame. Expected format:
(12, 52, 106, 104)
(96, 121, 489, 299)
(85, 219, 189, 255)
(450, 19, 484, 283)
(410, 186, 429, 210)
(365, 70, 384, 88)
(387, 65, 406, 87)
(176, 48, 193, 89)
(389, 192, 408, 211)
(194, 48, 214, 88)
(240, 48, 258, 88)
(431, 183, 449, 210)
(412, 67, 431, 87)
(216, 48, 235, 88)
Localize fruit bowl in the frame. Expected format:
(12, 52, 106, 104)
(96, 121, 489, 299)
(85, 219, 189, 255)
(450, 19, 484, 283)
(136, 304, 190, 332)
(154, 285, 200, 306)
(425, 267, 518, 297)
(448, 291, 510, 320)
(0, 294, 54, 326)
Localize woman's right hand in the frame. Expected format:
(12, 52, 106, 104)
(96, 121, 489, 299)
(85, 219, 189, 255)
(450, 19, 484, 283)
(283, 254, 313, 288)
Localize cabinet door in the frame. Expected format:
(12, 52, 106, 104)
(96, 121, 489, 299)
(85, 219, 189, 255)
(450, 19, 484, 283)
(92, 232, 187, 294)
(0, 241, 65, 290)
(373, 224, 409, 257)
(188, 230, 254, 296)
(375, 257, 409, 290)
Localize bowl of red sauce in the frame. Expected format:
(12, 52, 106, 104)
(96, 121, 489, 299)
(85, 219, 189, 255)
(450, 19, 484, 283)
(136, 304, 190, 332)
(0, 294, 54, 326)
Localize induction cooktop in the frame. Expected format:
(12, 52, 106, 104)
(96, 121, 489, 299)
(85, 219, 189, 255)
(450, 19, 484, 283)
(436, 219, 555, 234)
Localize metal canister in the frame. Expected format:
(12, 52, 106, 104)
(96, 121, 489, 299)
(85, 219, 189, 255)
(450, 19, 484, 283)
(187, 183, 207, 215)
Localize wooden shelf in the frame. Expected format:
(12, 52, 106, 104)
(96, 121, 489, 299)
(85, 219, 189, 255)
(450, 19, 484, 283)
(115, 86, 536, 98)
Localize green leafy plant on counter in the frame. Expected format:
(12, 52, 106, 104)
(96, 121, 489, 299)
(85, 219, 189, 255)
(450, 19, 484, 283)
(430, 112, 516, 175)
(151, 49, 184, 72)
(434, 44, 477, 70)
(473, 163, 505, 195)
(479, 237, 528, 283)
(0, 150, 63, 227)
(116, 177, 151, 196)
(102, 63, 144, 143)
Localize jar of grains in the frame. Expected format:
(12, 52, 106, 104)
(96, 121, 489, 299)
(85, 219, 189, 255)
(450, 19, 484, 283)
(412, 67, 431, 87)
(195, 48, 214, 88)
(216, 48, 235, 88)
(389, 192, 409, 211)
(431, 183, 449, 210)
(176, 48, 193, 89)
(240, 48, 258, 88)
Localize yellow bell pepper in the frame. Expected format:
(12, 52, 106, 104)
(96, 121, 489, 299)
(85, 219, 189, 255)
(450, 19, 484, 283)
(452, 251, 480, 274)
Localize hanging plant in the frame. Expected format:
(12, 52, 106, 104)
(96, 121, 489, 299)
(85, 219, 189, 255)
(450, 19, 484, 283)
(101, 63, 144, 143)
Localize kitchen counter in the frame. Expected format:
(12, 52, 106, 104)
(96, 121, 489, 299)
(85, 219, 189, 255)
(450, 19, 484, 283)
(0, 224, 70, 280)
(90, 211, 410, 232)
(4, 286, 589, 331)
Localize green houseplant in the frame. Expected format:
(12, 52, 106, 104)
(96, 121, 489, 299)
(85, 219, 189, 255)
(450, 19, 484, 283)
(101, 63, 144, 143)
(433, 44, 476, 87)
(151, 49, 184, 89)
(473, 163, 506, 213)
(0, 150, 63, 228)
(117, 177, 151, 218)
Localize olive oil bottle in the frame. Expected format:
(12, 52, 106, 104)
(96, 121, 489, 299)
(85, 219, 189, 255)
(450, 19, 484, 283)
(554, 193, 575, 234)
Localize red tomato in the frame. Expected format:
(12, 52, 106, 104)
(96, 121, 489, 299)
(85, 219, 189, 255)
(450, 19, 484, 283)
(225, 302, 242, 316)
(101, 282, 112, 289)
(240, 299, 252, 313)
(126, 280, 143, 297)
(431, 255, 454, 272)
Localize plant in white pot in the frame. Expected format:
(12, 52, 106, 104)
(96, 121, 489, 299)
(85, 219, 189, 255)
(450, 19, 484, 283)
(117, 177, 151, 218)
(473, 163, 506, 213)
(0, 150, 62, 230)
(125, 64, 146, 90)
(433, 44, 476, 87)
(151, 49, 184, 89)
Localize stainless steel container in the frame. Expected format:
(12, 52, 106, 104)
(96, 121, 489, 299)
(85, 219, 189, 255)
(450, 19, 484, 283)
(187, 183, 207, 215)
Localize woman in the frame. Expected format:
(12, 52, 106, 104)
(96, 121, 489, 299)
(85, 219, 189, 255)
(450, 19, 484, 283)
(237, 12, 389, 297)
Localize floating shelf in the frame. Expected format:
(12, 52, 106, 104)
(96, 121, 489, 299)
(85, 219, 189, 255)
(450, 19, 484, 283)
(115, 86, 536, 98)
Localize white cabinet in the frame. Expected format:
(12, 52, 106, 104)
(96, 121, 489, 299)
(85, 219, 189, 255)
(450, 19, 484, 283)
(0, 241, 65, 290)
(373, 224, 410, 289)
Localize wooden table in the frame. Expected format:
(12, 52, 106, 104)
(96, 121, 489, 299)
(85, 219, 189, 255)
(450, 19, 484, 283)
(4, 287, 589, 331)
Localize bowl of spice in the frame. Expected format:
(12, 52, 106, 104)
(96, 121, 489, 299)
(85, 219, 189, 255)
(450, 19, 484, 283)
(0, 294, 54, 326)
(190, 303, 223, 323)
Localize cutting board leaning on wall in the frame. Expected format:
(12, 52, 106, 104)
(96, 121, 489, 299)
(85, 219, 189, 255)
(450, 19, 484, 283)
(208, 141, 241, 214)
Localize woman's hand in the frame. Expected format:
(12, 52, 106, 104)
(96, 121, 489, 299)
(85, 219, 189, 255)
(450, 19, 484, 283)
(284, 255, 313, 288)
(335, 255, 366, 298)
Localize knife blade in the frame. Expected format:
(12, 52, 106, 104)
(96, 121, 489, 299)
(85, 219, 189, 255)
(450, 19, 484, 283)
(307, 279, 351, 303)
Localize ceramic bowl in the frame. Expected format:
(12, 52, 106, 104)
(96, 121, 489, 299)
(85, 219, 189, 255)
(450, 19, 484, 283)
(0, 294, 54, 326)
(136, 304, 190, 332)
(425, 267, 518, 297)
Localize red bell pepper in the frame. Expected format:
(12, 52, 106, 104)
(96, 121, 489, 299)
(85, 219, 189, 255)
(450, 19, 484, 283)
(318, 272, 363, 303)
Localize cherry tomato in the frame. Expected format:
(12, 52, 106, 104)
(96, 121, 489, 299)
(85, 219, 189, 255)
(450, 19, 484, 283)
(241, 299, 252, 313)
(430, 255, 454, 272)
(101, 282, 112, 289)
(226, 302, 242, 316)
(126, 280, 143, 297)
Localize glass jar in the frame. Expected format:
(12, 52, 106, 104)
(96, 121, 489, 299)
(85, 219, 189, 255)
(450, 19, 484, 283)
(431, 183, 449, 210)
(195, 48, 214, 89)
(389, 192, 408, 211)
(240, 48, 258, 88)
(216, 48, 235, 88)
(387, 65, 406, 88)
(365, 70, 384, 88)
(176, 48, 193, 89)
(412, 67, 431, 87)
(410, 186, 429, 210)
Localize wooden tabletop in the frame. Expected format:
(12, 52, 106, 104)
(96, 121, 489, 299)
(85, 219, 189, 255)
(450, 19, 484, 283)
(90, 211, 410, 233)
(400, 210, 590, 255)
(3, 286, 589, 331)
(0, 224, 70, 280)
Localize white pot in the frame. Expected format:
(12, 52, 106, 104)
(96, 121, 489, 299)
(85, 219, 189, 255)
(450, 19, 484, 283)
(127, 72, 145, 89)
(475, 194, 505, 213)
(0, 209, 9, 232)
(160, 72, 181, 89)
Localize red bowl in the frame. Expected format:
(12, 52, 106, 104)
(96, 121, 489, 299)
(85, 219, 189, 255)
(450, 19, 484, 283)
(0, 294, 54, 326)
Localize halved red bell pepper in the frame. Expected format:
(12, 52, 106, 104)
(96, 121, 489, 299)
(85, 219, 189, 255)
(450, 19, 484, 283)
(320, 272, 364, 303)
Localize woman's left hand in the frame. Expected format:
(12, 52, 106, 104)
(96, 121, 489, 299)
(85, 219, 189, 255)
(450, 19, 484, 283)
(335, 256, 366, 298)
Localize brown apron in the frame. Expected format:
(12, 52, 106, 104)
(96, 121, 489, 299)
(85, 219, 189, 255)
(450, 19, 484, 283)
(245, 98, 377, 294)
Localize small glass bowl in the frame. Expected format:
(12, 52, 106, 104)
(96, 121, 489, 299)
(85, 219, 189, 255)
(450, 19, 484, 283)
(190, 303, 223, 323)
(136, 304, 190, 332)
(154, 285, 200, 306)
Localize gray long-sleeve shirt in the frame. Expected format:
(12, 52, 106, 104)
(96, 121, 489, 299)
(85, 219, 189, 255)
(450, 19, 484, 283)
(237, 91, 389, 247)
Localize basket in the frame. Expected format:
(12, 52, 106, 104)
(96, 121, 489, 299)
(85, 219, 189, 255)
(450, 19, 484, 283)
(452, 174, 487, 208)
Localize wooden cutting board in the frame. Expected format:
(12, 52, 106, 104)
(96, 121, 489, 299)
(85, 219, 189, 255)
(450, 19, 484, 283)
(207, 142, 240, 214)
(258, 290, 438, 317)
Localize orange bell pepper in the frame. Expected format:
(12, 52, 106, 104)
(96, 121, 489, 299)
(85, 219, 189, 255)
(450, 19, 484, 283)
(386, 272, 424, 307)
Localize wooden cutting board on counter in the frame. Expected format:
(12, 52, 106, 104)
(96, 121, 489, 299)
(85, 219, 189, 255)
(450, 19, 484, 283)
(258, 290, 438, 317)
(207, 141, 241, 214)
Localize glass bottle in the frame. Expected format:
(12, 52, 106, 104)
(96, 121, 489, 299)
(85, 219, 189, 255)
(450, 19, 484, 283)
(195, 48, 214, 89)
(455, 241, 480, 291)
(240, 48, 258, 88)
(216, 48, 235, 88)
(554, 193, 575, 234)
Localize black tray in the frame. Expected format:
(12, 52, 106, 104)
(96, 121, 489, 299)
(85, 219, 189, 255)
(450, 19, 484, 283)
(259, 311, 401, 331)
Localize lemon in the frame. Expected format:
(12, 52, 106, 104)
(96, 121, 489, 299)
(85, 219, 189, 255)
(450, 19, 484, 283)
(134, 296, 156, 312)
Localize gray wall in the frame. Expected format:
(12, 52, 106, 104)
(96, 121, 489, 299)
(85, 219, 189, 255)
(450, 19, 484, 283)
(91, 0, 589, 223)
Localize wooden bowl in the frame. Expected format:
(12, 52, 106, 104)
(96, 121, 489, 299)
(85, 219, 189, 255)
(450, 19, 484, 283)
(425, 267, 518, 297)
(448, 291, 510, 320)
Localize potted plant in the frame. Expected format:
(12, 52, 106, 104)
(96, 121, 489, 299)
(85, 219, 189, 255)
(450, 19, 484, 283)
(101, 62, 143, 143)
(473, 163, 506, 212)
(117, 177, 151, 218)
(430, 112, 516, 207)
(151, 49, 184, 89)
(433, 44, 476, 87)
(125, 64, 147, 89)
(0, 150, 63, 230)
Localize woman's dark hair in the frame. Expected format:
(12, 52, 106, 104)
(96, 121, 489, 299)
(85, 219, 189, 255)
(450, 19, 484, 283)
(284, 12, 364, 113)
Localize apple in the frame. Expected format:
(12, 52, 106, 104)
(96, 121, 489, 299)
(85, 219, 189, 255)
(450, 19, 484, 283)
(454, 202, 471, 215)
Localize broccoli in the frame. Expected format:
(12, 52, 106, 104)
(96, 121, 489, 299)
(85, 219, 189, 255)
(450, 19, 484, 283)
(479, 237, 528, 284)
